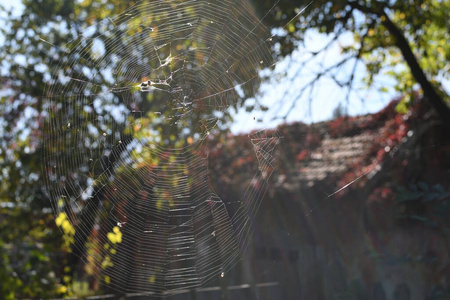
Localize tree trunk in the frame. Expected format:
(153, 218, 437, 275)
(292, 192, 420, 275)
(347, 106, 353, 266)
(349, 1, 450, 127)
(380, 10, 450, 127)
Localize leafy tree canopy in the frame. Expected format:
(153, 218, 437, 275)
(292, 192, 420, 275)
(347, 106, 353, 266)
(0, 0, 448, 297)
(255, 0, 450, 123)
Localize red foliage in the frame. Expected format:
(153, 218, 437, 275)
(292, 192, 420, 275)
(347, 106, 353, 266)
(328, 116, 356, 137)
(368, 187, 394, 204)
(296, 149, 309, 161)
(328, 100, 401, 139)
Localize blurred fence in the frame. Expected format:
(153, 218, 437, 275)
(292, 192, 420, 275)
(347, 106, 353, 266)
(47, 282, 280, 300)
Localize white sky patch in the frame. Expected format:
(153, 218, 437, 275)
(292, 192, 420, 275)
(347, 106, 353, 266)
(91, 38, 106, 61)
(234, 84, 245, 98)
(87, 123, 99, 137)
(34, 63, 48, 73)
(0, 0, 23, 17)
(58, 69, 71, 85)
(110, 104, 128, 123)
(101, 67, 115, 84)
(13, 106, 39, 142)
(82, 66, 92, 78)
(13, 54, 27, 66)
(0, 0, 24, 44)
(81, 25, 97, 38)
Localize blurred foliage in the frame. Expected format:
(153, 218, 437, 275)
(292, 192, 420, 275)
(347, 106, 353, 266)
(0, 0, 271, 296)
(0, 0, 449, 297)
(396, 183, 450, 234)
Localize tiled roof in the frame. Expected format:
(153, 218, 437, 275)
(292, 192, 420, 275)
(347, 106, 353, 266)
(272, 112, 388, 193)
(296, 133, 375, 183)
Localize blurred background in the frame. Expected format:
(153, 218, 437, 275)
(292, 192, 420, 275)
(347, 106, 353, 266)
(0, 0, 449, 299)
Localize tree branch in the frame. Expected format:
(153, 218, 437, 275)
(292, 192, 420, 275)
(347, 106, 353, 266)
(349, 1, 450, 127)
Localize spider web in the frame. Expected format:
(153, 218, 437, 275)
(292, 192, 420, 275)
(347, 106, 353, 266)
(42, 0, 289, 294)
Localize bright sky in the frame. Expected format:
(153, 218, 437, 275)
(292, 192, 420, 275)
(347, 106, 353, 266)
(229, 30, 395, 134)
(0, 0, 23, 17)
(0, 0, 395, 135)
(0, 0, 24, 44)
